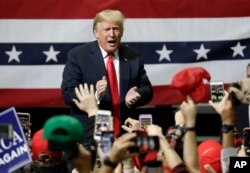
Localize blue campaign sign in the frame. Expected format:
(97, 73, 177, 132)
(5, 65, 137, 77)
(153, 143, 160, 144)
(0, 107, 32, 173)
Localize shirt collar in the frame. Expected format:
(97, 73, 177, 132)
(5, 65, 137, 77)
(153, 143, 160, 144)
(99, 46, 119, 59)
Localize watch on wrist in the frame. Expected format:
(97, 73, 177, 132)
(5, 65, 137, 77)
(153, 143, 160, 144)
(183, 126, 195, 133)
(221, 124, 234, 133)
(103, 156, 118, 168)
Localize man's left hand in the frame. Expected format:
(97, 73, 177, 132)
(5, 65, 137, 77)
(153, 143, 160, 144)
(125, 86, 141, 107)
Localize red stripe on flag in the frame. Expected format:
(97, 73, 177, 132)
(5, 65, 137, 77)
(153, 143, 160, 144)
(0, 85, 221, 108)
(0, 84, 230, 107)
(0, 89, 66, 108)
(1, 0, 250, 19)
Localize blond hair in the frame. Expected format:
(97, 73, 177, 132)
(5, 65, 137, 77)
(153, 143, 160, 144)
(93, 9, 125, 32)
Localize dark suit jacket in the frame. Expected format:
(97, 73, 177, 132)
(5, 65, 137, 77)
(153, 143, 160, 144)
(235, 104, 250, 137)
(61, 41, 153, 137)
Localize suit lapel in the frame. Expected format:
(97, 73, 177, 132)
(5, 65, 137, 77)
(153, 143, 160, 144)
(119, 52, 131, 101)
(89, 42, 112, 101)
(90, 41, 107, 79)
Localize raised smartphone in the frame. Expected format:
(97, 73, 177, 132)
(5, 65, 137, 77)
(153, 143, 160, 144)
(93, 110, 111, 141)
(17, 112, 31, 141)
(101, 131, 114, 153)
(210, 81, 224, 103)
(139, 114, 153, 130)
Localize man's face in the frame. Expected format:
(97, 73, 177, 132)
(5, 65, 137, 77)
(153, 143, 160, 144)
(94, 21, 123, 53)
(247, 66, 250, 78)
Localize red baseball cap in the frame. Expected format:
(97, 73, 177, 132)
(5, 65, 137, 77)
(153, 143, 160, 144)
(198, 140, 222, 173)
(171, 67, 211, 103)
(32, 129, 64, 164)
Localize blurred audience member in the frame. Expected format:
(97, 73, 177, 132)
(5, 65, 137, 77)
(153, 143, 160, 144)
(99, 132, 139, 173)
(71, 144, 92, 173)
(235, 63, 250, 137)
(209, 91, 237, 173)
(146, 124, 188, 173)
(165, 110, 185, 151)
(198, 140, 222, 173)
(22, 129, 68, 173)
(180, 95, 200, 173)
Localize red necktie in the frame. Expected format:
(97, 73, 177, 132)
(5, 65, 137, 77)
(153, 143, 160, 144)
(106, 53, 120, 136)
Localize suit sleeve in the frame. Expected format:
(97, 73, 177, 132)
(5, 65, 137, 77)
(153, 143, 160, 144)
(134, 56, 153, 107)
(61, 50, 82, 106)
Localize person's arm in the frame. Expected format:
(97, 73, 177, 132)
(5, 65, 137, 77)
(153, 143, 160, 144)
(166, 110, 185, 149)
(146, 125, 183, 169)
(73, 83, 98, 147)
(72, 144, 92, 173)
(73, 83, 99, 169)
(183, 127, 199, 173)
(209, 91, 237, 173)
(99, 133, 139, 173)
(181, 96, 200, 173)
(61, 50, 82, 106)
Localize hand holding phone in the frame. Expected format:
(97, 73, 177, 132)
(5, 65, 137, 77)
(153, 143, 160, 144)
(210, 81, 224, 103)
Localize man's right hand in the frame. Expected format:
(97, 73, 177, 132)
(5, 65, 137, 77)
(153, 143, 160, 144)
(208, 91, 235, 124)
(96, 76, 108, 100)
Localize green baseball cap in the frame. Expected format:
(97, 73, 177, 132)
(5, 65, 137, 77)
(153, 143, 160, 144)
(43, 115, 84, 152)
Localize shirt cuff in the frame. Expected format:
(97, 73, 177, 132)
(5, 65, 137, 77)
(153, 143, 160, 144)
(95, 91, 100, 105)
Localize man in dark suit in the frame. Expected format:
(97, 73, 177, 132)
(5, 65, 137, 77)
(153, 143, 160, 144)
(235, 63, 250, 137)
(61, 9, 153, 145)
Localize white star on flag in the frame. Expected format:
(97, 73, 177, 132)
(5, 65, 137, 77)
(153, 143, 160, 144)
(194, 44, 211, 60)
(156, 44, 173, 62)
(5, 45, 22, 63)
(43, 45, 60, 62)
(230, 41, 247, 57)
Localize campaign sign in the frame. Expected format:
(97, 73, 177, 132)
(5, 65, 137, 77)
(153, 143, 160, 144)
(0, 107, 32, 173)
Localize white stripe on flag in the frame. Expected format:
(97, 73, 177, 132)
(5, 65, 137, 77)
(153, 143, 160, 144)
(0, 65, 64, 88)
(0, 60, 247, 88)
(146, 60, 247, 85)
(1, 17, 250, 42)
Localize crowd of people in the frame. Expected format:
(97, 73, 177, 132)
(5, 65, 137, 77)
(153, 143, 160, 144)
(10, 8, 250, 173)
(16, 79, 250, 173)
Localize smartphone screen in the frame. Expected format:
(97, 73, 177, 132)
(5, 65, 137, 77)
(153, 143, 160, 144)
(17, 112, 31, 141)
(139, 114, 152, 130)
(94, 110, 111, 141)
(0, 124, 13, 139)
(210, 81, 224, 103)
(101, 131, 114, 153)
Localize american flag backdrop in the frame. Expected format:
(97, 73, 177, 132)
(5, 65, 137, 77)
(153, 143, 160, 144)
(0, 0, 250, 108)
